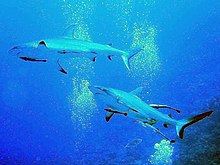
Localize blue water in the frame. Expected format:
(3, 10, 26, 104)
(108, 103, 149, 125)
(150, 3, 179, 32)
(1, 1, 220, 164)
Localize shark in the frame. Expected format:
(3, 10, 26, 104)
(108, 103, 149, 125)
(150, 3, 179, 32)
(92, 86, 213, 142)
(9, 27, 143, 74)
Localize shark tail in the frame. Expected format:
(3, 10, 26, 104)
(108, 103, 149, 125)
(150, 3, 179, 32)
(122, 47, 144, 71)
(176, 110, 213, 139)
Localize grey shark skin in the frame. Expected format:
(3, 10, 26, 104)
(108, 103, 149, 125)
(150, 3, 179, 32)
(9, 37, 143, 74)
(93, 86, 213, 140)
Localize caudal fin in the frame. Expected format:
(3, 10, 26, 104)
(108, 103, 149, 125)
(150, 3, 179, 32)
(176, 110, 213, 139)
(122, 47, 144, 70)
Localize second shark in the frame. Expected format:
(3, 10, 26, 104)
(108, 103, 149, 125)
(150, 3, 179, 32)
(92, 86, 213, 142)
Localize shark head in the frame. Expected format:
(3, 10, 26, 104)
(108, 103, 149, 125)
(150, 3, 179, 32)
(8, 43, 33, 58)
(8, 41, 48, 63)
(93, 86, 123, 100)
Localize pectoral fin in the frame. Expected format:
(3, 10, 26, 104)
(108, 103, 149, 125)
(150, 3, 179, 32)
(149, 104, 181, 114)
(137, 121, 175, 143)
(104, 108, 127, 116)
(57, 59, 67, 74)
(92, 56, 97, 62)
(108, 55, 113, 61)
(105, 111, 114, 122)
(89, 56, 97, 62)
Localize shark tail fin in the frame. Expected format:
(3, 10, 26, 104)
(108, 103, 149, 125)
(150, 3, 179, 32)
(122, 47, 144, 71)
(176, 110, 213, 139)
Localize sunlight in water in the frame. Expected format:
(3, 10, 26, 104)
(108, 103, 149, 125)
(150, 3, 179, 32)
(149, 140, 174, 165)
(129, 23, 161, 87)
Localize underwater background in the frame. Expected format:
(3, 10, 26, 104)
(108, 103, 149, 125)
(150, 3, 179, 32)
(0, 0, 220, 164)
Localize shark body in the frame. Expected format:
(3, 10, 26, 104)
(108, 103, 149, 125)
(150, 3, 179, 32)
(9, 37, 143, 74)
(93, 86, 213, 141)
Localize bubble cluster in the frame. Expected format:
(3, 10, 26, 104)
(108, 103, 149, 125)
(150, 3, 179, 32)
(67, 77, 97, 130)
(65, 57, 97, 131)
(62, 0, 95, 24)
(61, 0, 94, 41)
(65, 58, 97, 150)
(103, 1, 161, 87)
(104, 0, 134, 46)
(129, 23, 161, 87)
(65, 57, 95, 79)
(61, 1, 97, 130)
(61, 0, 161, 126)
(67, 75, 97, 151)
(113, 0, 134, 32)
(74, 23, 92, 41)
(149, 140, 174, 165)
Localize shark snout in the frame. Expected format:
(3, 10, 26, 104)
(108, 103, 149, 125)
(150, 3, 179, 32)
(88, 85, 104, 93)
(93, 86, 108, 92)
(8, 46, 22, 56)
(91, 86, 112, 96)
(89, 86, 118, 99)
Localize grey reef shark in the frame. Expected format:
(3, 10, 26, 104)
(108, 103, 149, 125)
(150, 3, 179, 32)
(9, 25, 143, 74)
(92, 86, 213, 143)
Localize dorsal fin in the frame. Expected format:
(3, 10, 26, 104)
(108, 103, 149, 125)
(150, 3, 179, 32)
(130, 87, 143, 96)
(107, 43, 113, 46)
(63, 23, 76, 38)
(38, 41, 47, 48)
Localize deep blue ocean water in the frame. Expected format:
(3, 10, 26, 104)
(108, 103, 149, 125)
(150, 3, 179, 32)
(0, 1, 220, 164)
